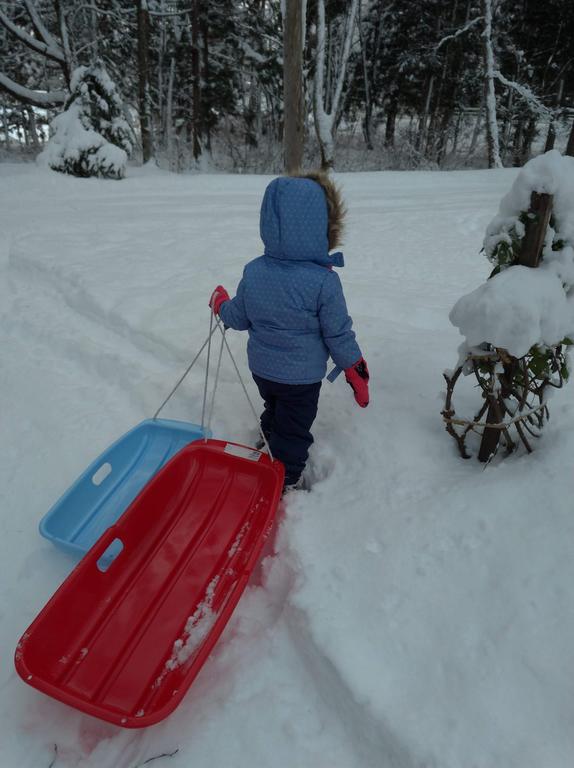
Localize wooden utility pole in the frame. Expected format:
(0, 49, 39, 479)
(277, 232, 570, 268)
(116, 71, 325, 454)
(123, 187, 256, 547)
(283, 0, 304, 174)
(137, 0, 153, 163)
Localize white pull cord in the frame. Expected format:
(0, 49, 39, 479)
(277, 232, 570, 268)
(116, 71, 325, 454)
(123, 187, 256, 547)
(212, 316, 274, 460)
(200, 309, 214, 433)
(206, 320, 226, 438)
(153, 310, 275, 461)
(153, 323, 218, 420)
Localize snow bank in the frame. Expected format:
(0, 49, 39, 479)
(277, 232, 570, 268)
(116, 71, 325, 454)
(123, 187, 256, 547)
(451, 150, 574, 357)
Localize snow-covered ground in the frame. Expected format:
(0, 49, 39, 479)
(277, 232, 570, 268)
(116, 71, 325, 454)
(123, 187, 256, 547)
(2, 162, 574, 768)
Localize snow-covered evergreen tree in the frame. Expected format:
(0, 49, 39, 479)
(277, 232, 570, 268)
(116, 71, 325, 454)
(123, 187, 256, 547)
(39, 63, 133, 179)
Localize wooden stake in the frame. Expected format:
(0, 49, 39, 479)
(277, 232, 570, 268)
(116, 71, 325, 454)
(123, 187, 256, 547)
(518, 191, 553, 268)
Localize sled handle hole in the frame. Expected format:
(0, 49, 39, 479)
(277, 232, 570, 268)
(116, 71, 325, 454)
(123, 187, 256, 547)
(97, 538, 124, 572)
(92, 462, 112, 486)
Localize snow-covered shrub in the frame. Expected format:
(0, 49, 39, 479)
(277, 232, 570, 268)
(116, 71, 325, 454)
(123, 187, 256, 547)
(39, 63, 133, 180)
(453, 150, 574, 364)
(443, 150, 574, 459)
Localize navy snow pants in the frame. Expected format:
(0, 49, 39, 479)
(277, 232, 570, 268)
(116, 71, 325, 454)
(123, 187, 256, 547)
(252, 374, 322, 485)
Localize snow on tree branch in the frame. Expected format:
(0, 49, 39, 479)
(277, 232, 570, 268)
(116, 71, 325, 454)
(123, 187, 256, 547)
(0, 72, 66, 107)
(493, 70, 552, 118)
(240, 41, 268, 65)
(0, 7, 64, 64)
(436, 16, 483, 51)
(23, 0, 61, 52)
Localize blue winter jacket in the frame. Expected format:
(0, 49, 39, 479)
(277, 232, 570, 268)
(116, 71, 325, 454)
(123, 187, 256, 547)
(219, 176, 362, 385)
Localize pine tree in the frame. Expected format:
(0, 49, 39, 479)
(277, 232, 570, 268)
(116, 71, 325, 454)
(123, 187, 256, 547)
(40, 62, 133, 179)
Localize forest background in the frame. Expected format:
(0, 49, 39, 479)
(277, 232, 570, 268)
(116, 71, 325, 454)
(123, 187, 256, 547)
(1, 0, 573, 174)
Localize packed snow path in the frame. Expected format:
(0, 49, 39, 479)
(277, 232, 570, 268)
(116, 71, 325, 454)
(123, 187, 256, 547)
(2, 164, 574, 768)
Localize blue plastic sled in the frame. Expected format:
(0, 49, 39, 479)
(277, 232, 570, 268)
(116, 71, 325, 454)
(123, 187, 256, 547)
(39, 419, 209, 557)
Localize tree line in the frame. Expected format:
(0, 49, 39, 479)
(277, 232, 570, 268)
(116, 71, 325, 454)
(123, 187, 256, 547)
(1, 0, 573, 172)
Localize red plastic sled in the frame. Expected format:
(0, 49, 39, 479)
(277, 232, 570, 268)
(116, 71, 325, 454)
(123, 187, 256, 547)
(15, 440, 284, 728)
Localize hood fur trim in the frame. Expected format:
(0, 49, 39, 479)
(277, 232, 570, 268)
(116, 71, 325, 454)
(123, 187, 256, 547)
(294, 171, 346, 251)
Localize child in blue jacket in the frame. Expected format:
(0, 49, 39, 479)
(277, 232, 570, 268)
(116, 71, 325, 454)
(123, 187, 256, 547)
(210, 173, 369, 491)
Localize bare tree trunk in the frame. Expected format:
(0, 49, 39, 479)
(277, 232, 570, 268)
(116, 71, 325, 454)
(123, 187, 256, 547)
(499, 51, 520, 161)
(357, 0, 372, 150)
(417, 74, 434, 153)
(451, 109, 463, 155)
(384, 94, 398, 148)
(313, 0, 359, 170)
(467, 104, 484, 159)
(137, 0, 153, 163)
(166, 56, 175, 169)
(157, 7, 165, 150)
(520, 115, 537, 163)
(1, 105, 9, 147)
(21, 106, 29, 147)
(27, 107, 40, 149)
(91, 3, 99, 59)
(512, 114, 524, 166)
(201, 12, 211, 154)
(565, 119, 574, 157)
(191, 0, 202, 161)
(544, 78, 564, 152)
(481, 0, 502, 168)
(54, 0, 72, 86)
(283, 0, 304, 173)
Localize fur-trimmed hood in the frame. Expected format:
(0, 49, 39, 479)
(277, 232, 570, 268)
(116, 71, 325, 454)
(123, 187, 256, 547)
(259, 173, 346, 267)
(298, 171, 346, 251)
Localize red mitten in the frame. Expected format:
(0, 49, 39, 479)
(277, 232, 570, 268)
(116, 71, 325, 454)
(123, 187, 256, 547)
(344, 358, 370, 407)
(209, 285, 230, 315)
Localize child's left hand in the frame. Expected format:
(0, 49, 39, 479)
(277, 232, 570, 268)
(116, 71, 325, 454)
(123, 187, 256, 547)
(344, 358, 370, 407)
(209, 285, 230, 315)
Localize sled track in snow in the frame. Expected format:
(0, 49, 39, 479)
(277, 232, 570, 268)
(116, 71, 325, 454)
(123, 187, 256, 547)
(7, 246, 182, 364)
(6, 244, 245, 392)
(284, 603, 417, 768)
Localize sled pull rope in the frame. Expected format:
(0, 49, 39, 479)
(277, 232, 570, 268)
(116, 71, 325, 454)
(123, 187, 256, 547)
(200, 310, 215, 432)
(213, 316, 274, 461)
(152, 324, 218, 420)
(206, 320, 226, 438)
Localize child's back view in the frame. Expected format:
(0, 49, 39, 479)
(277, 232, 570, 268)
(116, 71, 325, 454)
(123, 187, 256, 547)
(210, 174, 369, 491)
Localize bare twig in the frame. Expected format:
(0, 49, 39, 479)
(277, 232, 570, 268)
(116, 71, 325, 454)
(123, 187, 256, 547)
(133, 750, 180, 768)
(47, 744, 58, 768)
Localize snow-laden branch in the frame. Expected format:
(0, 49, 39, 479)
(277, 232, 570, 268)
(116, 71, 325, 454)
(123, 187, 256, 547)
(0, 72, 66, 107)
(493, 70, 551, 117)
(0, 7, 64, 63)
(240, 41, 269, 65)
(23, 0, 60, 51)
(436, 16, 483, 50)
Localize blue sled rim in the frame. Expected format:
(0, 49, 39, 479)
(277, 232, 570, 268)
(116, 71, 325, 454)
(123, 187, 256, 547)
(39, 418, 210, 557)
